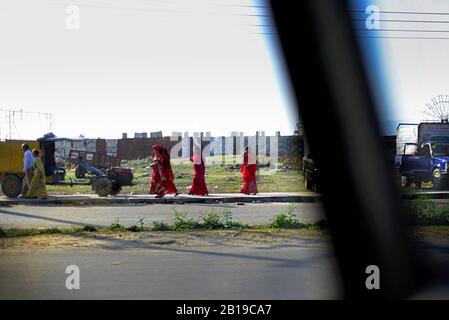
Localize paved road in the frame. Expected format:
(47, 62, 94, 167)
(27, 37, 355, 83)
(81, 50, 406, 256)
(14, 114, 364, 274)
(0, 202, 325, 229)
(0, 242, 340, 299)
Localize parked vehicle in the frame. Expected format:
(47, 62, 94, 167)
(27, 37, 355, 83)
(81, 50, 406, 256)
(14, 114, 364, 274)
(69, 149, 134, 197)
(0, 140, 41, 198)
(0, 134, 134, 198)
(68, 150, 121, 179)
(395, 122, 449, 189)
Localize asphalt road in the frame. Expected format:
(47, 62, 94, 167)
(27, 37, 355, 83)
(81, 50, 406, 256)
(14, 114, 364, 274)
(0, 202, 325, 229)
(0, 242, 341, 299)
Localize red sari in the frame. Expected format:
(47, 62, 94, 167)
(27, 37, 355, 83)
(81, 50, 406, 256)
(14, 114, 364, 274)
(240, 152, 258, 195)
(149, 148, 178, 196)
(188, 154, 208, 196)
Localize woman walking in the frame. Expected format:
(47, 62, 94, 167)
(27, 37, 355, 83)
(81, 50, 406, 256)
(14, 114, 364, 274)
(240, 146, 258, 195)
(149, 145, 179, 198)
(26, 149, 47, 199)
(188, 144, 208, 196)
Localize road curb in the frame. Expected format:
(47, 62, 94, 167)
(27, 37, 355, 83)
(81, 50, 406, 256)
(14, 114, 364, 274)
(0, 194, 322, 206)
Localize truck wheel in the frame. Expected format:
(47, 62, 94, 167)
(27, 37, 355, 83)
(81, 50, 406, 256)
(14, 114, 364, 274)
(110, 182, 122, 196)
(400, 176, 411, 188)
(432, 169, 446, 190)
(75, 166, 87, 179)
(1, 175, 22, 198)
(93, 177, 112, 197)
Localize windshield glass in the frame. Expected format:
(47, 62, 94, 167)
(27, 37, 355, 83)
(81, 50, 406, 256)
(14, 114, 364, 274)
(431, 143, 449, 156)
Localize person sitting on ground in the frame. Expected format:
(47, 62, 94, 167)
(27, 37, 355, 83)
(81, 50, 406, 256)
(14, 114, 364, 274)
(26, 149, 47, 200)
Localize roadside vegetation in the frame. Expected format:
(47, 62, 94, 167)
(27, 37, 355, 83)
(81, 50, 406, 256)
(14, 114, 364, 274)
(3, 198, 449, 242)
(0, 205, 327, 239)
(406, 197, 449, 226)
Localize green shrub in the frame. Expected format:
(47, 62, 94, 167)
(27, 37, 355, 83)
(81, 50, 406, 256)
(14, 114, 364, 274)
(172, 208, 199, 230)
(171, 208, 243, 230)
(200, 209, 242, 229)
(0, 227, 6, 238)
(269, 204, 306, 228)
(82, 225, 97, 232)
(106, 218, 126, 231)
(152, 221, 172, 231)
(408, 199, 449, 226)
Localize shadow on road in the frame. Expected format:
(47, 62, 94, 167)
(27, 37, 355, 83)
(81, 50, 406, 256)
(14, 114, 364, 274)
(59, 231, 333, 268)
(0, 209, 103, 228)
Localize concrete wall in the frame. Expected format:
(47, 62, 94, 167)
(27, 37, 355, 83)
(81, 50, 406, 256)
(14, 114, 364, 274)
(54, 135, 305, 160)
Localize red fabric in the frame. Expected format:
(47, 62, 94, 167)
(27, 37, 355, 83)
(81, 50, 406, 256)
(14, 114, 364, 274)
(152, 145, 162, 151)
(240, 152, 258, 195)
(149, 149, 178, 196)
(188, 154, 208, 195)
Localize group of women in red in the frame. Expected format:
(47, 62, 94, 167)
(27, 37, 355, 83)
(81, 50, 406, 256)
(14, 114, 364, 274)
(149, 145, 258, 198)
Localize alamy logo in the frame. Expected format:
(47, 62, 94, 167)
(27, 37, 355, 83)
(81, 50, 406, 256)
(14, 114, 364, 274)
(65, 265, 80, 290)
(65, 5, 80, 30)
(365, 5, 380, 30)
(365, 265, 380, 290)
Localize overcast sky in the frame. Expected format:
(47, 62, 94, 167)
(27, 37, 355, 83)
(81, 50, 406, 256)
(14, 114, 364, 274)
(0, 0, 297, 140)
(353, 0, 449, 134)
(3, 0, 449, 140)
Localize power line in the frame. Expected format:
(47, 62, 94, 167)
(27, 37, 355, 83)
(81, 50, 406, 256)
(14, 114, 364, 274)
(350, 9, 449, 16)
(0, 107, 54, 140)
(356, 35, 449, 40)
(356, 28, 449, 33)
(352, 18, 449, 24)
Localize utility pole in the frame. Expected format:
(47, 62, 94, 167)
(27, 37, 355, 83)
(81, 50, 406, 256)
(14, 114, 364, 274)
(0, 107, 54, 140)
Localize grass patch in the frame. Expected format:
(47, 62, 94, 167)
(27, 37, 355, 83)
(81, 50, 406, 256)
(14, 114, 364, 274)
(82, 225, 97, 232)
(172, 208, 245, 231)
(42, 155, 306, 195)
(407, 199, 449, 226)
(0, 206, 327, 239)
(105, 218, 126, 232)
(266, 204, 326, 230)
(152, 221, 172, 231)
(3, 226, 85, 238)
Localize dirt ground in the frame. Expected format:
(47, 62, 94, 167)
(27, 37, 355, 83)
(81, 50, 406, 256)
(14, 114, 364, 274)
(0, 229, 327, 252)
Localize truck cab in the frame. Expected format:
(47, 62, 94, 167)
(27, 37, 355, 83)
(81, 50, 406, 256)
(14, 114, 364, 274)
(396, 139, 449, 189)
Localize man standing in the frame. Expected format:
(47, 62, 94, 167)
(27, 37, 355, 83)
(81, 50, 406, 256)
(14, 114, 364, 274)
(20, 143, 34, 197)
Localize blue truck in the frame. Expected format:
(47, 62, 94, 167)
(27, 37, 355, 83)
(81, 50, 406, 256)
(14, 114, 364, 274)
(395, 122, 449, 189)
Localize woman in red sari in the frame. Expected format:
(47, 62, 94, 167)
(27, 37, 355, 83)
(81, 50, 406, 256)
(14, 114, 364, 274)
(149, 145, 179, 198)
(240, 146, 258, 195)
(188, 144, 208, 196)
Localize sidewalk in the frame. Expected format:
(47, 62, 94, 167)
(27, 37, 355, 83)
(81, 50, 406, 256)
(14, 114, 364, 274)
(0, 192, 322, 206)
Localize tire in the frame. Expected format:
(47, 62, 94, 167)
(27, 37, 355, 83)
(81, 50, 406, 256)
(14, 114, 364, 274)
(432, 169, 448, 190)
(400, 176, 411, 188)
(110, 182, 122, 196)
(1, 175, 22, 198)
(93, 177, 112, 197)
(75, 166, 87, 179)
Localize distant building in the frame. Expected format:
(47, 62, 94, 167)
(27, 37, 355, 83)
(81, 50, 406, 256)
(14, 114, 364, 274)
(150, 131, 163, 138)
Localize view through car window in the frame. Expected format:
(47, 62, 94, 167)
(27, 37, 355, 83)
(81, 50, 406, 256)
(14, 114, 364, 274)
(0, 0, 342, 300)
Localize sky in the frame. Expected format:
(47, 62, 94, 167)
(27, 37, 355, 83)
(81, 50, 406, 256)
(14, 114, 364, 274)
(0, 0, 297, 140)
(3, 1, 449, 140)
(351, 0, 449, 134)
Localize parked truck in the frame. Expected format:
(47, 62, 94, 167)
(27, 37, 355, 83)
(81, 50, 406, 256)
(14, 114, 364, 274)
(395, 122, 449, 189)
(0, 135, 134, 198)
